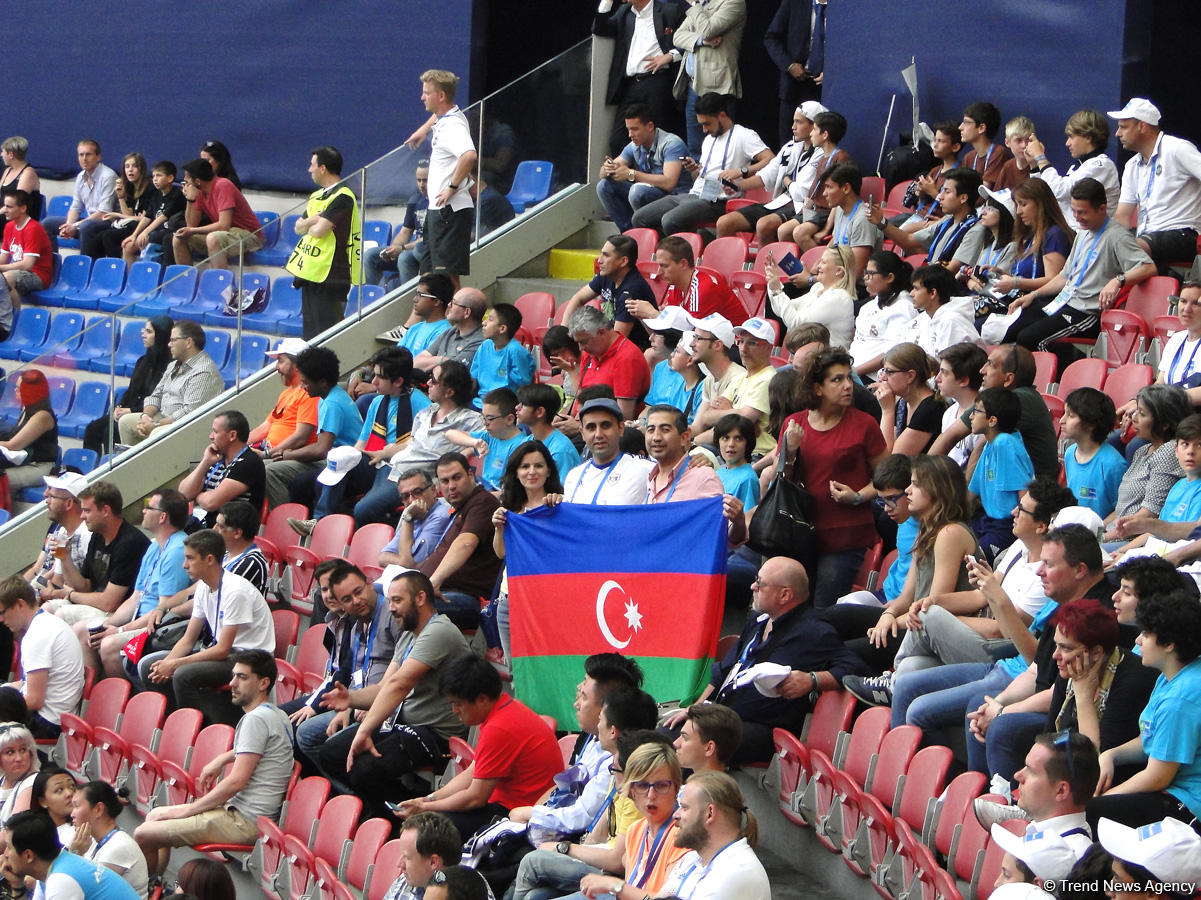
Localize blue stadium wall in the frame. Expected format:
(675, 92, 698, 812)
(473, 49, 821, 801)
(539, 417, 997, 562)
(20, 0, 479, 192)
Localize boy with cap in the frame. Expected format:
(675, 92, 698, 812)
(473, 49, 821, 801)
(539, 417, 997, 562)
(1098, 816, 1201, 893)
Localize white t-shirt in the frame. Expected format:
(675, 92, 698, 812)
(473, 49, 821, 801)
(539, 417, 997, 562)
(428, 106, 476, 212)
(993, 540, 1051, 619)
(1159, 328, 1201, 386)
(943, 400, 983, 468)
(21, 610, 85, 726)
(563, 454, 656, 505)
(689, 125, 769, 200)
(191, 570, 275, 653)
(659, 838, 770, 900)
(1118, 132, 1201, 234)
(86, 828, 148, 897)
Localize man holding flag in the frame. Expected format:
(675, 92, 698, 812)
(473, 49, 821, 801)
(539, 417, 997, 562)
(663, 556, 867, 763)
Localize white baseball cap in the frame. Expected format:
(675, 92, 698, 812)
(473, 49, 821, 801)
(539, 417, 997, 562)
(685, 312, 736, 348)
(1050, 505, 1105, 541)
(734, 317, 778, 345)
(266, 338, 310, 358)
(317, 447, 363, 486)
(643, 305, 695, 333)
(43, 472, 89, 497)
(798, 101, 827, 122)
(1098, 817, 1201, 884)
(980, 186, 1016, 218)
(1107, 98, 1161, 127)
(990, 825, 1080, 882)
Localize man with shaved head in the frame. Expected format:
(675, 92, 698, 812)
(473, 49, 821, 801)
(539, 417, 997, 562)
(414, 286, 487, 372)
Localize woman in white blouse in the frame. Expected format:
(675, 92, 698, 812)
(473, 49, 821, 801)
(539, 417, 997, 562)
(766, 244, 857, 350)
(849, 250, 917, 377)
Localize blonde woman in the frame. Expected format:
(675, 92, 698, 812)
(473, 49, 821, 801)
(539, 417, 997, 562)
(765, 244, 857, 349)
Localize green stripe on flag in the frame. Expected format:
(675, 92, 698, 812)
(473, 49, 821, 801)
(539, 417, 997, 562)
(512, 654, 713, 727)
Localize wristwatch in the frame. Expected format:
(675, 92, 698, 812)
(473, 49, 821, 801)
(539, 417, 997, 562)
(556, 841, 572, 855)
(1116, 273, 1127, 286)
(627, 169, 637, 183)
(740, 166, 749, 178)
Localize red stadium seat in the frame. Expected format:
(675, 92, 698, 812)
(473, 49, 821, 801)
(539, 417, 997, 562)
(129, 707, 202, 816)
(58, 677, 129, 779)
(90, 690, 166, 784)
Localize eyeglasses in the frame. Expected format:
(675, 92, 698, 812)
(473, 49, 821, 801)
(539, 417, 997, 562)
(863, 270, 881, 278)
(428, 377, 441, 385)
(481, 413, 510, 423)
(450, 300, 472, 309)
(751, 577, 782, 590)
(629, 779, 675, 796)
(969, 406, 987, 415)
(398, 486, 431, 501)
(874, 492, 905, 510)
(1014, 504, 1038, 518)
(879, 367, 903, 377)
(1052, 730, 1076, 784)
(608, 763, 623, 776)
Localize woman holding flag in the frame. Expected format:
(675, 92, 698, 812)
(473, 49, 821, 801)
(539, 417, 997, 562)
(491, 440, 564, 665)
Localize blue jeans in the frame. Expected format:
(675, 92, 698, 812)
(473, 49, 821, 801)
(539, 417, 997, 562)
(512, 849, 602, 900)
(811, 546, 867, 610)
(439, 589, 482, 631)
(970, 710, 1045, 783)
(364, 244, 425, 292)
(295, 709, 339, 770)
(891, 661, 1008, 731)
(596, 177, 669, 232)
(315, 457, 392, 519)
(353, 476, 403, 527)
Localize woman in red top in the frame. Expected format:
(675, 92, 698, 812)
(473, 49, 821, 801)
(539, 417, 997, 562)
(773, 349, 887, 608)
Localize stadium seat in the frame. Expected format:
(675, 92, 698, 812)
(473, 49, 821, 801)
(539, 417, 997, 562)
(1104, 363, 1154, 410)
(134, 264, 198, 316)
(752, 241, 800, 276)
(860, 176, 886, 206)
(852, 542, 883, 592)
(253, 213, 303, 267)
(48, 376, 76, 418)
(53, 316, 112, 370)
(841, 725, 921, 876)
(43, 194, 72, 222)
(700, 236, 750, 282)
(99, 261, 162, 312)
(257, 775, 331, 900)
(1054, 357, 1107, 396)
(346, 523, 395, 569)
(58, 677, 130, 780)
(17, 310, 84, 362)
(62, 258, 126, 310)
(272, 609, 300, 660)
(62, 447, 99, 474)
(107, 319, 147, 376)
(1098, 309, 1150, 367)
(219, 332, 272, 386)
(515, 292, 556, 330)
(0, 308, 50, 360)
(58, 381, 110, 439)
(882, 182, 911, 216)
(128, 707, 203, 816)
(285, 514, 354, 615)
(507, 160, 554, 213)
(974, 819, 1028, 900)
(274, 659, 304, 705)
(672, 232, 704, 261)
(800, 245, 826, 272)
(1123, 274, 1179, 322)
(246, 211, 282, 265)
(1030, 351, 1057, 393)
(1041, 393, 1065, 437)
(807, 706, 890, 851)
(296, 624, 330, 692)
(362, 219, 392, 248)
(773, 728, 810, 827)
(622, 228, 660, 265)
(365, 839, 405, 900)
(729, 271, 768, 320)
(929, 770, 988, 863)
(345, 284, 385, 316)
(243, 277, 303, 336)
(634, 261, 668, 306)
(172, 268, 233, 321)
(161, 723, 234, 807)
(448, 736, 475, 775)
(337, 817, 391, 894)
(89, 689, 166, 783)
(205, 272, 271, 327)
(205, 330, 233, 370)
(281, 794, 363, 900)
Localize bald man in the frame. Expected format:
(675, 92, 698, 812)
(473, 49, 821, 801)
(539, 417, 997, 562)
(664, 556, 867, 762)
(413, 287, 487, 372)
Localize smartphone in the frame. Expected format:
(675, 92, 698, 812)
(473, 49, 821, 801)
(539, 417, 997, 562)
(965, 555, 980, 567)
(720, 177, 737, 190)
(384, 800, 405, 816)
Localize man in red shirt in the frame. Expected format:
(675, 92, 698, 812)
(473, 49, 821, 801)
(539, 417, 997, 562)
(173, 158, 264, 269)
(0, 189, 53, 301)
(396, 653, 562, 840)
(568, 305, 651, 420)
(627, 235, 747, 326)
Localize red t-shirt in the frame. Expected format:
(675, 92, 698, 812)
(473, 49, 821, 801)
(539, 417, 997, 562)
(197, 176, 261, 233)
(3, 218, 52, 288)
(579, 333, 651, 402)
(472, 695, 563, 809)
(662, 270, 747, 325)
(781, 407, 886, 552)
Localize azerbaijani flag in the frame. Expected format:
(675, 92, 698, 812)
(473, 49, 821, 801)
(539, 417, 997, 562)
(504, 497, 727, 726)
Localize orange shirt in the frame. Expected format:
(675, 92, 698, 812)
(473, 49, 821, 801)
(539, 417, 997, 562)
(623, 818, 690, 894)
(265, 385, 318, 448)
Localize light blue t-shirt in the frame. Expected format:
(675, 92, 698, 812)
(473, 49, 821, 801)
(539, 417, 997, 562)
(1141, 656, 1201, 817)
(1159, 475, 1201, 523)
(645, 361, 703, 419)
(470, 339, 535, 408)
(318, 385, 365, 448)
(540, 428, 581, 482)
(998, 600, 1059, 679)
(1064, 442, 1128, 518)
(970, 431, 1035, 518)
(400, 319, 452, 355)
(46, 851, 139, 900)
(470, 428, 529, 490)
(718, 463, 759, 509)
(357, 394, 404, 445)
(133, 530, 192, 617)
(884, 516, 920, 603)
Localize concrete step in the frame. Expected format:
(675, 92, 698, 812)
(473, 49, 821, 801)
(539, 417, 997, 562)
(493, 275, 581, 308)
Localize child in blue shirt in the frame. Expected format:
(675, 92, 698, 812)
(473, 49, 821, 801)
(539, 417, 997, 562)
(1111, 414, 1201, 560)
(470, 303, 535, 409)
(517, 383, 581, 482)
(968, 387, 1034, 561)
(445, 387, 526, 491)
(713, 413, 760, 509)
(1062, 387, 1127, 517)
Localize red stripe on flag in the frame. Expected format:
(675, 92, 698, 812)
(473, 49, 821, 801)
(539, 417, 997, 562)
(508, 571, 724, 659)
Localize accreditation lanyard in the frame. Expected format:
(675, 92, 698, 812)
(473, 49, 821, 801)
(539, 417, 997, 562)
(627, 820, 674, 888)
(650, 458, 690, 503)
(717, 616, 768, 698)
(1169, 334, 1201, 386)
(1137, 142, 1161, 232)
(981, 241, 1006, 269)
(927, 214, 979, 263)
(88, 828, 119, 859)
(832, 201, 862, 246)
(350, 601, 383, 687)
(700, 127, 734, 179)
(570, 454, 623, 504)
(674, 840, 741, 899)
(1067, 218, 1110, 288)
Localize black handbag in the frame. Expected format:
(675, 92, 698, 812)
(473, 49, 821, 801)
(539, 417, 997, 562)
(747, 431, 817, 570)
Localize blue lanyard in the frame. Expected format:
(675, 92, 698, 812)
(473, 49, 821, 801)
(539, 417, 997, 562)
(1068, 218, 1110, 287)
(89, 827, 119, 858)
(833, 201, 862, 245)
(1137, 144, 1161, 232)
(571, 453, 623, 504)
(717, 617, 768, 699)
(982, 241, 1006, 269)
(212, 575, 224, 630)
(700, 127, 734, 178)
(980, 144, 994, 172)
(628, 820, 674, 888)
(653, 458, 690, 503)
(927, 214, 979, 263)
(1169, 335, 1201, 385)
(351, 600, 384, 680)
(675, 840, 740, 899)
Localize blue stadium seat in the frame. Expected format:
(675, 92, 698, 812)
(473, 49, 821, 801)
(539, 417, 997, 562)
(220, 333, 272, 386)
(43, 195, 71, 221)
(245, 211, 282, 265)
(135, 264, 197, 316)
(65, 317, 116, 372)
(344, 284, 385, 316)
(61, 258, 127, 310)
(362, 220, 392, 248)
(31, 256, 92, 307)
(0, 509, 9, 526)
(18, 310, 85, 363)
(99, 261, 162, 312)
(204, 330, 232, 370)
(172, 269, 232, 321)
(48, 376, 76, 415)
(110, 320, 147, 376)
(241, 276, 302, 335)
(204, 272, 271, 327)
(0, 377, 20, 430)
(58, 382, 110, 439)
(62, 447, 99, 474)
(250, 213, 302, 267)
(0, 309, 51, 360)
(506, 160, 554, 213)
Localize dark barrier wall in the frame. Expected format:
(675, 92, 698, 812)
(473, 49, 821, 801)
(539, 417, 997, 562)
(19, 0, 475, 192)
